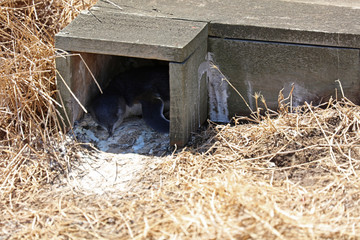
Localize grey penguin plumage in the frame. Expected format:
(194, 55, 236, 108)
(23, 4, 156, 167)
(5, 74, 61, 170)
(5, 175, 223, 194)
(89, 92, 126, 136)
(89, 65, 170, 135)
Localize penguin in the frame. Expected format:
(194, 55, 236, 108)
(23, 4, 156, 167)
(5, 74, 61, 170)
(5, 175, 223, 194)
(88, 89, 126, 136)
(89, 65, 170, 136)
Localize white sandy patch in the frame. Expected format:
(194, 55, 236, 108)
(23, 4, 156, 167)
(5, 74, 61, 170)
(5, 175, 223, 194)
(65, 113, 169, 195)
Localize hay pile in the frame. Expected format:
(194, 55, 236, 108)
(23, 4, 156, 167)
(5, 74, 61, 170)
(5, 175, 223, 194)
(1, 0, 360, 239)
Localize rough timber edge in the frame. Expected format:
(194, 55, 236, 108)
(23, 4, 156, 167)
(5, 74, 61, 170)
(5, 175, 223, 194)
(55, 10, 209, 62)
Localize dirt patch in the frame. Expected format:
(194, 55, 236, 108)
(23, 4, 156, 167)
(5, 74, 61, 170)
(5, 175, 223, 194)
(64, 113, 170, 194)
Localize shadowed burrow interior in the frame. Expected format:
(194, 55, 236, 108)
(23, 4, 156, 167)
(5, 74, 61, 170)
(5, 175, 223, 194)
(66, 52, 170, 135)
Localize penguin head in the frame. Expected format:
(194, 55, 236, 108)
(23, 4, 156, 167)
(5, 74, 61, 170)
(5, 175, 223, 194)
(89, 94, 126, 137)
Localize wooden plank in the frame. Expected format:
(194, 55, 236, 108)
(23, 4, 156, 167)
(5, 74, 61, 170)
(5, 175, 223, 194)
(56, 52, 115, 126)
(170, 41, 208, 146)
(209, 38, 360, 118)
(97, 0, 360, 48)
(55, 11, 208, 62)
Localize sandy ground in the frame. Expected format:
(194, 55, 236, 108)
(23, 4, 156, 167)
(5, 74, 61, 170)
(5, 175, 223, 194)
(63, 113, 170, 195)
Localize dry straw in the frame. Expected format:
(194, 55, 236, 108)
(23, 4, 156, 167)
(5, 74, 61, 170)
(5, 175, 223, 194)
(1, 0, 360, 239)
